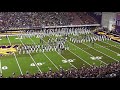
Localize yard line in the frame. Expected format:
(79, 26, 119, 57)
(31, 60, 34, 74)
(7, 35, 12, 45)
(7, 36, 23, 75)
(68, 49, 92, 67)
(41, 36, 77, 69)
(13, 53, 23, 75)
(18, 37, 42, 73)
(43, 53, 59, 70)
(67, 40, 107, 65)
(47, 37, 91, 67)
(0, 60, 2, 75)
(28, 36, 59, 70)
(28, 37, 36, 45)
(94, 42, 118, 54)
(55, 50, 77, 69)
(83, 43, 119, 62)
(102, 40, 120, 50)
(110, 40, 120, 46)
(110, 40, 120, 49)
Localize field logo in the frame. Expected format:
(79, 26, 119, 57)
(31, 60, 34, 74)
(30, 62, 45, 66)
(90, 56, 103, 60)
(62, 59, 75, 63)
(0, 45, 18, 56)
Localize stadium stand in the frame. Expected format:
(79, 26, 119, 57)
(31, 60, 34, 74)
(0, 12, 98, 30)
(1, 12, 120, 78)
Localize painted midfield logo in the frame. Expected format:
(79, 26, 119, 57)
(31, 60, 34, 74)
(0, 45, 19, 56)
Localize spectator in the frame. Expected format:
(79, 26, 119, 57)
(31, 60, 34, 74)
(0, 12, 98, 30)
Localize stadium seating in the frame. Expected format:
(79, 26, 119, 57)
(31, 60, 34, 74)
(0, 12, 119, 78)
(0, 12, 98, 30)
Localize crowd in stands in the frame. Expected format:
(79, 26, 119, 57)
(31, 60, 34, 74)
(76, 12, 98, 24)
(0, 12, 98, 30)
(1, 61, 119, 78)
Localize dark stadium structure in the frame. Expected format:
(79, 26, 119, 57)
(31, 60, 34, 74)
(0, 12, 120, 78)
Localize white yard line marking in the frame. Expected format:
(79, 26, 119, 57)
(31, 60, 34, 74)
(7, 36, 23, 75)
(0, 60, 2, 74)
(42, 36, 77, 69)
(43, 53, 59, 70)
(110, 40, 120, 46)
(13, 53, 23, 75)
(56, 50, 77, 69)
(68, 49, 92, 67)
(29, 36, 59, 70)
(28, 37, 36, 45)
(110, 40, 120, 45)
(95, 43, 118, 54)
(83, 43, 119, 62)
(7, 36, 12, 45)
(48, 35, 95, 67)
(67, 41, 107, 65)
(103, 40, 120, 50)
(18, 36, 42, 73)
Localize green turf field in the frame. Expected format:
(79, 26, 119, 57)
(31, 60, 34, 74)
(0, 34, 120, 78)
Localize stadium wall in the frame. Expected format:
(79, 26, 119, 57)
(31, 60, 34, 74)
(101, 12, 116, 30)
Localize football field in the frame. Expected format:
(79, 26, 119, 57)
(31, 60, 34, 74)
(0, 34, 120, 78)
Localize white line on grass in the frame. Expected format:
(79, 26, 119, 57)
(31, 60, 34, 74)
(110, 40, 120, 46)
(110, 40, 120, 49)
(7, 35, 12, 45)
(55, 50, 77, 69)
(68, 49, 92, 67)
(43, 53, 59, 70)
(13, 53, 23, 75)
(28, 36, 59, 70)
(28, 37, 36, 45)
(94, 43, 118, 54)
(83, 43, 119, 62)
(102, 40, 120, 50)
(0, 60, 2, 74)
(41, 36, 77, 69)
(18, 37, 42, 73)
(7, 36, 23, 75)
(67, 41, 107, 65)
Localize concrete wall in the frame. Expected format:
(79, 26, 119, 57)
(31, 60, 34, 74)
(101, 12, 116, 29)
